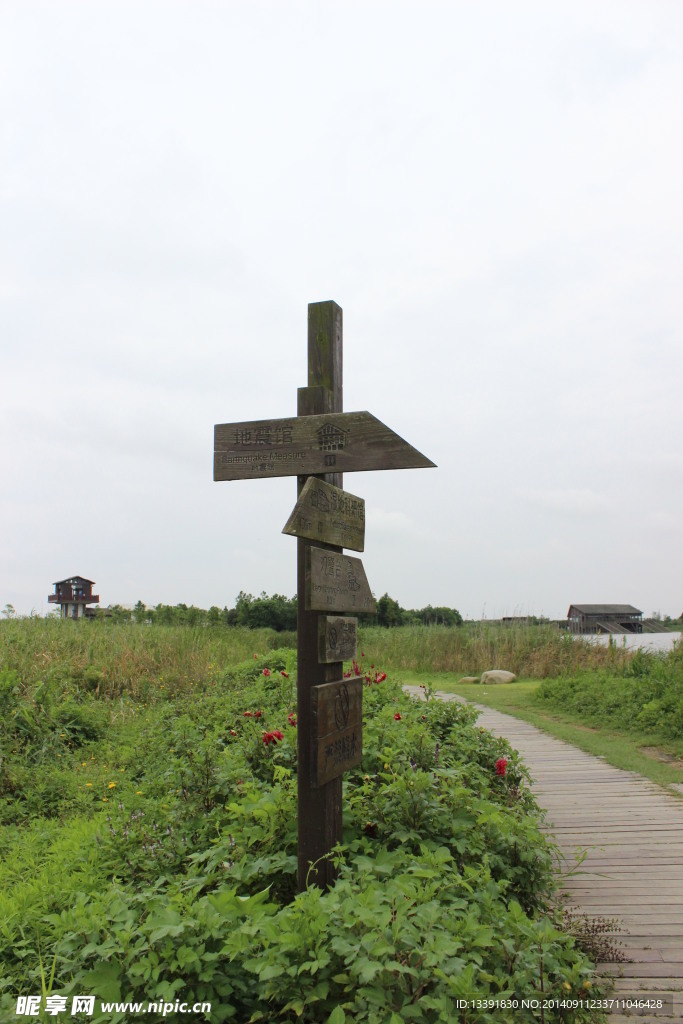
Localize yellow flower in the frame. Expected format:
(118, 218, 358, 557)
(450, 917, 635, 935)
(81, 762, 86, 767)
(102, 797, 108, 802)
(563, 983, 571, 991)
(136, 790, 143, 795)
(384, 763, 389, 770)
(86, 783, 93, 787)
(108, 782, 117, 789)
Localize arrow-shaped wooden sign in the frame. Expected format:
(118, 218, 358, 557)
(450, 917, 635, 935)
(282, 478, 365, 551)
(214, 411, 435, 481)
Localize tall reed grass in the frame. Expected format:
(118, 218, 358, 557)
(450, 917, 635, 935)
(0, 619, 644, 701)
(0, 618, 295, 699)
(357, 624, 636, 678)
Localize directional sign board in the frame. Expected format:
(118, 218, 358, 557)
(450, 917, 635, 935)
(318, 616, 358, 664)
(306, 546, 376, 614)
(282, 478, 365, 551)
(214, 299, 435, 892)
(214, 411, 435, 481)
(311, 678, 363, 787)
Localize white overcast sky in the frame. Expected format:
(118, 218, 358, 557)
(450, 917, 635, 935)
(2, 1, 682, 620)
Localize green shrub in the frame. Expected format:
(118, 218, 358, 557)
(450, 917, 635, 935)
(0, 636, 603, 1022)
(536, 653, 683, 742)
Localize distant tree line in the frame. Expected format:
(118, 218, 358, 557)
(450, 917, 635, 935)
(362, 594, 463, 628)
(96, 591, 463, 631)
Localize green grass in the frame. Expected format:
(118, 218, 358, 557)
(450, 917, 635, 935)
(0, 636, 604, 1022)
(357, 623, 636, 678)
(411, 676, 683, 792)
(0, 617, 295, 699)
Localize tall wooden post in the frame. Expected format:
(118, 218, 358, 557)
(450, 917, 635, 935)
(296, 300, 344, 891)
(213, 298, 435, 890)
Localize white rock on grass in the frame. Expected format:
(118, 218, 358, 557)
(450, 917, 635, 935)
(458, 676, 480, 684)
(480, 670, 516, 684)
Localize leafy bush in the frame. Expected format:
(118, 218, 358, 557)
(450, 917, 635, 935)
(0, 668, 110, 820)
(536, 650, 683, 742)
(0, 636, 603, 1022)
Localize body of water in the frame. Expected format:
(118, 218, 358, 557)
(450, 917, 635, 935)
(581, 631, 681, 653)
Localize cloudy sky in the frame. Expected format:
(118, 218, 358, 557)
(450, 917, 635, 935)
(2, 1, 682, 620)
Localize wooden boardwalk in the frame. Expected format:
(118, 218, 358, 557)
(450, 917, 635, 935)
(404, 688, 683, 1022)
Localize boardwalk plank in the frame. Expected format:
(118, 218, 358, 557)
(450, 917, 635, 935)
(404, 687, 683, 1023)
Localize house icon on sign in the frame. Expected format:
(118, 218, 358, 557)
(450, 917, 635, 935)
(316, 423, 349, 452)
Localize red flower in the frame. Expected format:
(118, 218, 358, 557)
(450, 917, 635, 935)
(253, 654, 258, 660)
(352, 660, 361, 676)
(343, 670, 351, 678)
(262, 730, 284, 746)
(281, 671, 289, 678)
(287, 713, 297, 727)
(242, 711, 253, 718)
(254, 709, 263, 718)
(375, 671, 386, 683)
(394, 713, 402, 720)
(262, 668, 271, 677)
(495, 758, 508, 776)
(229, 729, 237, 736)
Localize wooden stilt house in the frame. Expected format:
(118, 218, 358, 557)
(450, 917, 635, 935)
(48, 576, 100, 619)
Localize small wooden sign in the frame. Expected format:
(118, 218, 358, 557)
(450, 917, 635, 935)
(306, 546, 376, 614)
(311, 678, 363, 787)
(318, 616, 358, 664)
(282, 479, 365, 551)
(214, 410, 435, 481)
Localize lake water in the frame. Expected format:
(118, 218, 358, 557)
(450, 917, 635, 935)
(580, 631, 681, 653)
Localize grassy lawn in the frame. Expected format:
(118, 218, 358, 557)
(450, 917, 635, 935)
(1, 623, 607, 1021)
(398, 672, 683, 793)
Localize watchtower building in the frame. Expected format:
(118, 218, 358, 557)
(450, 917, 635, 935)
(48, 576, 100, 619)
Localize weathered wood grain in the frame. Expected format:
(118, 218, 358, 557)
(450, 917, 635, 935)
(282, 478, 365, 551)
(310, 678, 363, 787)
(214, 410, 435, 481)
(318, 615, 358, 664)
(306, 545, 376, 614)
(295, 304, 344, 892)
(403, 686, 683, 1022)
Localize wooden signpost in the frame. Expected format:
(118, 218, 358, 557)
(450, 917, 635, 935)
(214, 300, 435, 890)
(318, 615, 358, 664)
(310, 678, 363, 788)
(282, 478, 365, 551)
(306, 547, 376, 613)
(214, 412, 434, 482)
